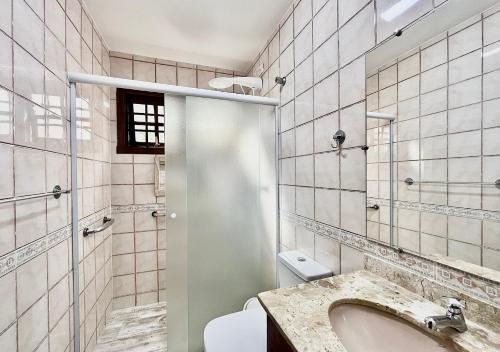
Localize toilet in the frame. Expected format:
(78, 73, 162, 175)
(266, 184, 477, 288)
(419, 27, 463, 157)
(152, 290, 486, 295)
(203, 250, 333, 351)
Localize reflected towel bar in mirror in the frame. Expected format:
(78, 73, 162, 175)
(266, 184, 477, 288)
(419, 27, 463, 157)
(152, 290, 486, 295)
(83, 216, 114, 237)
(0, 185, 70, 204)
(404, 177, 500, 189)
(152, 210, 166, 217)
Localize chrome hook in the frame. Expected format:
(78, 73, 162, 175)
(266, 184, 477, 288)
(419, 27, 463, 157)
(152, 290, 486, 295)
(331, 130, 346, 151)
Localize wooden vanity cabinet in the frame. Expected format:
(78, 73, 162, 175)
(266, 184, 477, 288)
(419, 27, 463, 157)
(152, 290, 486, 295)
(267, 316, 294, 352)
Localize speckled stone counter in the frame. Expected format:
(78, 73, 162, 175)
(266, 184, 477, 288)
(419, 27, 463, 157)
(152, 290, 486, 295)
(257, 271, 500, 352)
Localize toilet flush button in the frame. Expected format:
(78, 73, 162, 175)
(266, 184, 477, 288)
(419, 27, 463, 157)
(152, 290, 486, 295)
(170, 213, 177, 219)
(297, 257, 306, 262)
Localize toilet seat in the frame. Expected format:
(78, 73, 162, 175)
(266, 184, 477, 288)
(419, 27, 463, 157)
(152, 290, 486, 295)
(203, 305, 266, 352)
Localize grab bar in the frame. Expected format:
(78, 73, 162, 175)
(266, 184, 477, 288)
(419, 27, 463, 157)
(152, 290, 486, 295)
(83, 216, 114, 237)
(0, 185, 70, 204)
(152, 210, 166, 217)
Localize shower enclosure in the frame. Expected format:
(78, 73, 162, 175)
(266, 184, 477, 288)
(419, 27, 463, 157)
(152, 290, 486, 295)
(165, 96, 278, 351)
(68, 72, 279, 352)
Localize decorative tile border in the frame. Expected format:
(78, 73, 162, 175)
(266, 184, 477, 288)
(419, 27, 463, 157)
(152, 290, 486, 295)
(281, 211, 500, 308)
(111, 203, 165, 214)
(0, 207, 112, 278)
(367, 198, 500, 222)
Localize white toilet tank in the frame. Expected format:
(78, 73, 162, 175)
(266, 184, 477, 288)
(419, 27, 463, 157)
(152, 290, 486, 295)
(203, 250, 333, 352)
(278, 250, 333, 288)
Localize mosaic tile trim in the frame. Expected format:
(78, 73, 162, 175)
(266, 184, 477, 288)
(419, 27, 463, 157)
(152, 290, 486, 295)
(367, 198, 500, 222)
(0, 208, 112, 278)
(281, 211, 500, 308)
(111, 203, 165, 214)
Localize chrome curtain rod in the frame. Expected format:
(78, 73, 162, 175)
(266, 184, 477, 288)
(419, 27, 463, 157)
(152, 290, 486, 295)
(67, 72, 280, 106)
(404, 177, 500, 188)
(0, 185, 70, 204)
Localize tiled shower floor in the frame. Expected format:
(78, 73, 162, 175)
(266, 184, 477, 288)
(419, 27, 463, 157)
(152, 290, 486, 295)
(95, 302, 167, 352)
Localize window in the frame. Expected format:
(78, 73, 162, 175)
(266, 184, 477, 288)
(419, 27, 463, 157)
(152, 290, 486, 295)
(116, 88, 165, 154)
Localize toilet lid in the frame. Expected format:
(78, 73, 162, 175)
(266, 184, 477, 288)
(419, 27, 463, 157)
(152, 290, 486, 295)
(204, 308, 266, 352)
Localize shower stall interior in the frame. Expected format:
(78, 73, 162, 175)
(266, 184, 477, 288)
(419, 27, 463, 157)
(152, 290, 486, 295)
(68, 72, 280, 352)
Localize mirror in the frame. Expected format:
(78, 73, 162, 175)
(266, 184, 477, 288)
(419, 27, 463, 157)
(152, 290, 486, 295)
(365, 0, 500, 273)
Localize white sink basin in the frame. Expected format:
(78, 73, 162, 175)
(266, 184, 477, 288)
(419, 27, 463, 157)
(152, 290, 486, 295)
(329, 303, 458, 352)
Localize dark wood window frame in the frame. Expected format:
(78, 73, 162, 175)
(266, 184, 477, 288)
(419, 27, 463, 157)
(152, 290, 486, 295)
(116, 88, 165, 154)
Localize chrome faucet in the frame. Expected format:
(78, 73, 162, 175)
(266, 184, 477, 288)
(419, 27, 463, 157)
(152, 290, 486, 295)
(424, 298, 467, 333)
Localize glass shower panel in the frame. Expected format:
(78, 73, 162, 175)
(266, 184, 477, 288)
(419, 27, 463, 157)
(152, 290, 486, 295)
(165, 95, 277, 352)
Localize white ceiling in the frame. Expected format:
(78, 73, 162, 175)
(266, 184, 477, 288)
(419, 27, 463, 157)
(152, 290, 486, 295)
(84, 0, 293, 72)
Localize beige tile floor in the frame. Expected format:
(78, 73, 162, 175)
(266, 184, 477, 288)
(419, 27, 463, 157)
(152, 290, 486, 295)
(95, 302, 167, 352)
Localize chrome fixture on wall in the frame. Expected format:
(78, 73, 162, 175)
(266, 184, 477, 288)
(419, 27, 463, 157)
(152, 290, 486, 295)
(275, 76, 286, 87)
(83, 216, 115, 237)
(0, 185, 70, 204)
(404, 177, 500, 189)
(331, 130, 346, 151)
(152, 210, 166, 217)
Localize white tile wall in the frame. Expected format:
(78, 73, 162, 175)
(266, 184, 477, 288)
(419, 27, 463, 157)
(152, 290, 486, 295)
(0, 0, 113, 351)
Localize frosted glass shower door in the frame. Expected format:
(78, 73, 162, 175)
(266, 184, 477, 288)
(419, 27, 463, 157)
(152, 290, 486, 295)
(164, 95, 277, 352)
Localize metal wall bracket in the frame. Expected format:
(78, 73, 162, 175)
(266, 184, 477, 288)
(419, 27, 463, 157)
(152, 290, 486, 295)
(275, 76, 286, 87)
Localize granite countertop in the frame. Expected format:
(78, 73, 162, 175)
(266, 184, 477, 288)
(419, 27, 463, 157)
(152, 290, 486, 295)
(257, 270, 500, 352)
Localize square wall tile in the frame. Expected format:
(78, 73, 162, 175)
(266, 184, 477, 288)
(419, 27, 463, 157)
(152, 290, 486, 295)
(294, 22, 312, 66)
(314, 234, 340, 273)
(313, 0, 337, 50)
(484, 11, 500, 45)
(339, 57, 365, 107)
(340, 148, 365, 191)
(448, 22, 482, 60)
(421, 40, 447, 71)
(315, 188, 340, 226)
(296, 186, 314, 218)
(483, 69, 500, 101)
(340, 245, 364, 274)
(449, 50, 481, 84)
(398, 53, 419, 81)
(449, 157, 481, 182)
(13, 0, 44, 62)
(281, 129, 296, 158)
(0, 32, 13, 90)
(296, 226, 315, 258)
(295, 0, 312, 34)
(296, 155, 314, 186)
(314, 33, 338, 84)
(340, 102, 365, 148)
(339, 2, 374, 66)
(448, 130, 481, 158)
(314, 73, 338, 118)
(0, 272, 16, 333)
(18, 295, 48, 352)
(315, 152, 339, 188)
(280, 14, 294, 52)
(314, 113, 338, 152)
(340, 190, 366, 235)
(136, 251, 158, 273)
(280, 157, 296, 185)
(295, 89, 313, 125)
(295, 121, 314, 155)
(295, 56, 313, 95)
